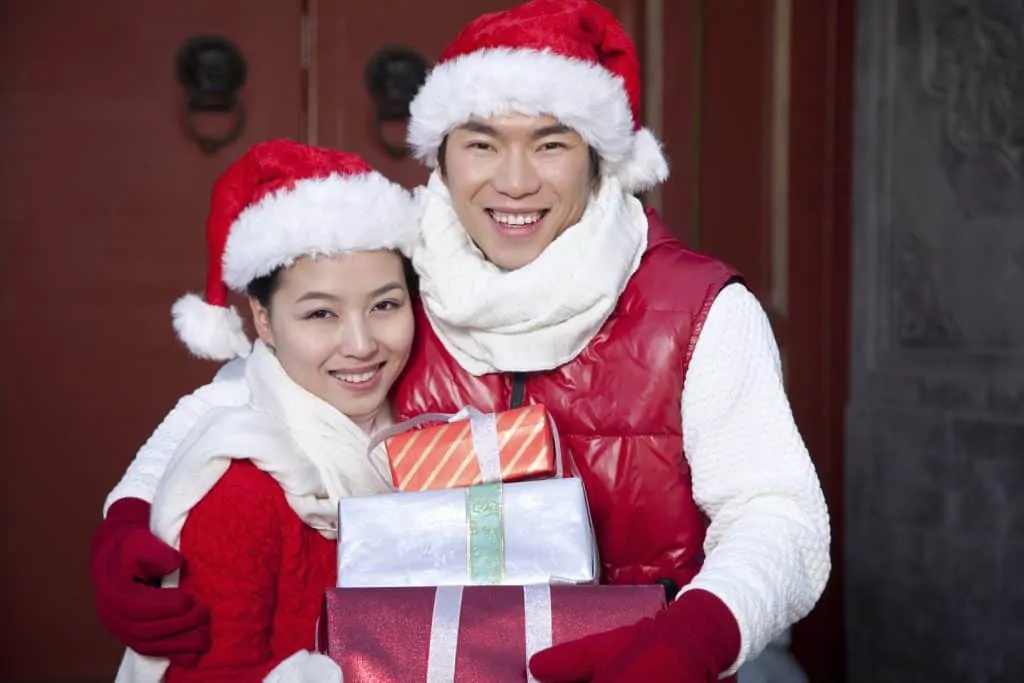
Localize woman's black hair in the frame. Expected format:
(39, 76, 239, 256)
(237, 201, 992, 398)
(401, 255, 420, 299)
(245, 252, 418, 309)
(246, 268, 284, 308)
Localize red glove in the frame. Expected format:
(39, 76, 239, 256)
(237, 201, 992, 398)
(90, 498, 211, 666)
(529, 589, 740, 683)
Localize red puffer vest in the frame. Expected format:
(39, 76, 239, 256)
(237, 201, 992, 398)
(392, 210, 740, 590)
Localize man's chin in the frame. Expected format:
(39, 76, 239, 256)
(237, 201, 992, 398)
(475, 234, 552, 271)
(487, 248, 545, 272)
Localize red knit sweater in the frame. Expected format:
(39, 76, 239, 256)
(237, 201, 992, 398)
(166, 460, 336, 682)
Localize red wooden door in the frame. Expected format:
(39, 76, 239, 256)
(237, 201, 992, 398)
(0, 1, 303, 678)
(659, 1, 854, 681)
(1, 1, 847, 680)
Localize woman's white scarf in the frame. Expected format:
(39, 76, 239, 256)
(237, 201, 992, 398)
(413, 172, 649, 376)
(117, 341, 394, 681)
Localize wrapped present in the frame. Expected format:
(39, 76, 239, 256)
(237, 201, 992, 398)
(380, 405, 558, 491)
(337, 477, 597, 587)
(318, 584, 666, 682)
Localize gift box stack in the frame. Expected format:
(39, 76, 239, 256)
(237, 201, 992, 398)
(318, 405, 666, 682)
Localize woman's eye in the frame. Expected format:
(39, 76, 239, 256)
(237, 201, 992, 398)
(304, 309, 334, 320)
(539, 141, 567, 151)
(372, 299, 401, 313)
(468, 141, 494, 151)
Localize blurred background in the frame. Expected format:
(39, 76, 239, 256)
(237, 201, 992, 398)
(1, 0, 1021, 681)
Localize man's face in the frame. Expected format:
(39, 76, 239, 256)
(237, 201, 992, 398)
(441, 114, 593, 271)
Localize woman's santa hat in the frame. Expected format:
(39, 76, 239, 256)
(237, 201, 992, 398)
(171, 139, 418, 362)
(407, 0, 668, 193)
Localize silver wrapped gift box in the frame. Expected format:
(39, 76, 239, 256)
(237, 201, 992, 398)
(336, 477, 598, 587)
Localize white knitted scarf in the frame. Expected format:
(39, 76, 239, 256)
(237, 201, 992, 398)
(116, 341, 394, 682)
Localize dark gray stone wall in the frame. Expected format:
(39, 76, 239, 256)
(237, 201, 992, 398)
(847, 1, 1024, 681)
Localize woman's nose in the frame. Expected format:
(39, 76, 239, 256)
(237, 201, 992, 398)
(339, 320, 378, 358)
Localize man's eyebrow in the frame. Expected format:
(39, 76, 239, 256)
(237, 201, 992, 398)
(454, 120, 500, 136)
(531, 123, 573, 139)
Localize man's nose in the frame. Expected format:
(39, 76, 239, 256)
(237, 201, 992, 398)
(491, 149, 542, 198)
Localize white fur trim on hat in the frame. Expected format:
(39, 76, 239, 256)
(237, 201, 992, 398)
(611, 127, 670, 194)
(171, 293, 252, 361)
(222, 172, 419, 291)
(407, 48, 669, 193)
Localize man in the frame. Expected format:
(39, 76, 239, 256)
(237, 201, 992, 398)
(91, 1, 830, 681)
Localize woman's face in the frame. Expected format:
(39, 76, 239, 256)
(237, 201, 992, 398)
(250, 251, 414, 431)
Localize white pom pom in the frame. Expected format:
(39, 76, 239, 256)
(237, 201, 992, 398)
(171, 293, 251, 361)
(614, 127, 670, 194)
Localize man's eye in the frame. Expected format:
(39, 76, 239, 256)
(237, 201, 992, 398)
(539, 141, 567, 151)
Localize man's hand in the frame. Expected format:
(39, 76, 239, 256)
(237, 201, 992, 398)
(90, 498, 211, 666)
(528, 589, 740, 683)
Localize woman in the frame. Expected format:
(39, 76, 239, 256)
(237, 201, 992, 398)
(116, 140, 419, 682)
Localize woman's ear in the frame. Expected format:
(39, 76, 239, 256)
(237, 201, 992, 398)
(249, 297, 275, 347)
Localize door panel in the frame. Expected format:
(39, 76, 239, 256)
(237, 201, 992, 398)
(660, 2, 853, 680)
(0, 1, 303, 678)
(313, 1, 524, 189)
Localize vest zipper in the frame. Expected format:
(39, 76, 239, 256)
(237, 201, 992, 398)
(509, 372, 527, 409)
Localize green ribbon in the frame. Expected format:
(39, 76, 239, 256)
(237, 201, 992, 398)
(466, 482, 505, 584)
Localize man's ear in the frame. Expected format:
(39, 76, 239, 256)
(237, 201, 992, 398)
(249, 297, 274, 347)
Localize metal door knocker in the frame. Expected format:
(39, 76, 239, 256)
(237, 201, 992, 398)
(176, 35, 248, 154)
(365, 46, 429, 159)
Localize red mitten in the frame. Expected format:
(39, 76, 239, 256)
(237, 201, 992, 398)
(529, 589, 740, 683)
(90, 498, 211, 666)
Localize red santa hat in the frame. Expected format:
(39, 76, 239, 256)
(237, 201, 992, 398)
(407, 0, 668, 193)
(171, 139, 419, 361)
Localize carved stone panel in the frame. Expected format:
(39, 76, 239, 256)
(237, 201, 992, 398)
(847, 1, 1024, 681)
(851, 0, 1024, 379)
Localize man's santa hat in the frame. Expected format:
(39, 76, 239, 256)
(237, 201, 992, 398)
(407, 0, 668, 194)
(171, 139, 418, 361)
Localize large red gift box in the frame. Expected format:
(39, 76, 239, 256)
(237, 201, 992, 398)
(318, 584, 665, 682)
